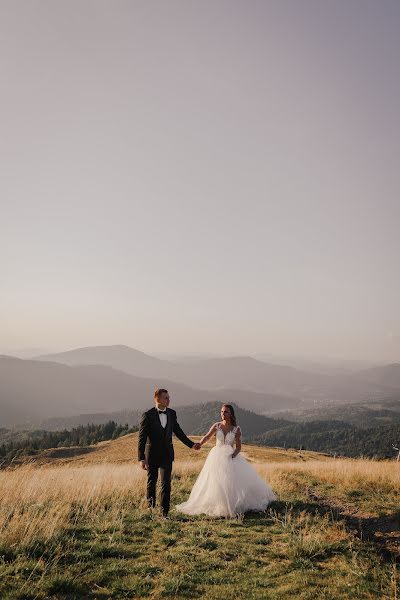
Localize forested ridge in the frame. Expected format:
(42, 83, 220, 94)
(0, 421, 137, 467)
(2, 400, 400, 464)
(251, 421, 400, 458)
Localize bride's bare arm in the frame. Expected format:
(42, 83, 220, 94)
(199, 423, 218, 447)
(231, 426, 242, 459)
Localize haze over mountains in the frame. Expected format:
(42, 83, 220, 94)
(37, 345, 400, 399)
(0, 354, 296, 428)
(1, 345, 399, 428)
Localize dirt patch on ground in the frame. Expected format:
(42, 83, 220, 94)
(306, 485, 400, 561)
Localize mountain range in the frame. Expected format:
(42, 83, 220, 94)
(37, 401, 290, 436)
(36, 345, 400, 400)
(3, 399, 400, 460)
(1, 345, 399, 428)
(0, 355, 297, 427)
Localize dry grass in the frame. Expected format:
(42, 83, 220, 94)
(1, 444, 398, 549)
(0, 463, 146, 547)
(257, 458, 400, 495)
(23, 432, 331, 468)
(0, 436, 398, 599)
(0, 458, 226, 549)
(265, 457, 400, 488)
(254, 458, 400, 517)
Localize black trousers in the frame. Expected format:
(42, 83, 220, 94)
(147, 462, 173, 515)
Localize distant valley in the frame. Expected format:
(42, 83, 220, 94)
(1, 345, 400, 431)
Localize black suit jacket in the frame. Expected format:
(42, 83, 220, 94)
(137, 407, 194, 465)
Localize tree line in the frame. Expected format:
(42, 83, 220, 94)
(250, 421, 400, 459)
(0, 421, 137, 467)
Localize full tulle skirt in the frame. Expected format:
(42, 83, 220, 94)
(175, 445, 277, 517)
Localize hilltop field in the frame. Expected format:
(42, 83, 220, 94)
(0, 434, 398, 599)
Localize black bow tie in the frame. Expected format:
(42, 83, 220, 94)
(158, 409, 167, 413)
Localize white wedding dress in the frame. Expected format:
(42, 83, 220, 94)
(176, 424, 277, 517)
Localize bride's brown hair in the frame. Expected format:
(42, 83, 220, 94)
(222, 404, 237, 427)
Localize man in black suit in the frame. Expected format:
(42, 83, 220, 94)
(138, 388, 201, 517)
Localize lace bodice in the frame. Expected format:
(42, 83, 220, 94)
(215, 424, 240, 447)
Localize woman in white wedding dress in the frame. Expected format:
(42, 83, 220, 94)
(176, 404, 277, 518)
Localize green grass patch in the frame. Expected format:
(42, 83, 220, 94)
(0, 469, 397, 599)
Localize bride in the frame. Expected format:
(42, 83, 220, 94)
(175, 404, 277, 517)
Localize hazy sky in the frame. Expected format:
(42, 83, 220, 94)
(1, 1, 399, 361)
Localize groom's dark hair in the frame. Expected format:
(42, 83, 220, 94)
(154, 388, 168, 400)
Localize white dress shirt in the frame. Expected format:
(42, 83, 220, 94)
(158, 409, 167, 428)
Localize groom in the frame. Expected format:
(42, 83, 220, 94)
(138, 388, 201, 517)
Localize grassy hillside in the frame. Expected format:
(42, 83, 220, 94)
(0, 434, 398, 599)
(7, 431, 328, 468)
(0, 422, 138, 468)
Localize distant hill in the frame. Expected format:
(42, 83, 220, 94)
(37, 346, 314, 395)
(274, 397, 400, 429)
(3, 349, 400, 430)
(40, 397, 400, 434)
(0, 356, 299, 428)
(156, 402, 291, 436)
(5, 394, 400, 459)
(39, 402, 289, 436)
(36, 345, 400, 403)
(360, 363, 400, 388)
(252, 421, 400, 459)
(39, 410, 142, 431)
(36, 345, 177, 379)
(0, 355, 207, 427)
(0, 421, 136, 468)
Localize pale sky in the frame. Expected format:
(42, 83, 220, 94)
(1, 1, 399, 361)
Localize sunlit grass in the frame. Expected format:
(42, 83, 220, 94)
(258, 459, 400, 515)
(0, 440, 398, 599)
